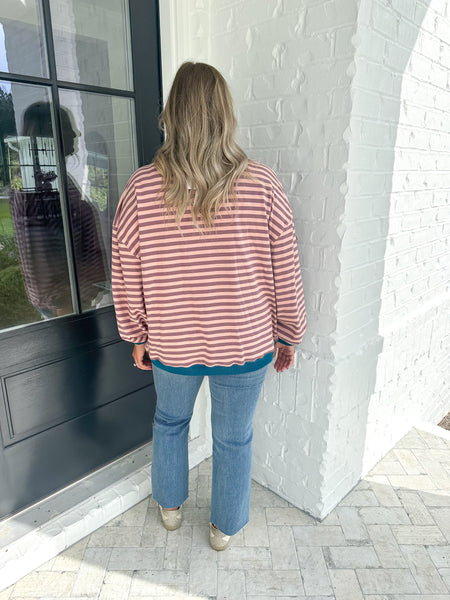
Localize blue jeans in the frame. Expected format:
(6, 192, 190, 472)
(151, 363, 269, 536)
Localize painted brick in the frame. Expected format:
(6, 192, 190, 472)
(166, 0, 449, 521)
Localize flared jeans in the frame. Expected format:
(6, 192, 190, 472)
(150, 362, 269, 536)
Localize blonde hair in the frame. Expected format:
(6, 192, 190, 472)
(154, 61, 249, 230)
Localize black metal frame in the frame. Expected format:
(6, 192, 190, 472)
(0, 0, 163, 337)
(129, 0, 164, 165)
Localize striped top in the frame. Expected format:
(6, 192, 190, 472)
(11, 176, 107, 314)
(111, 160, 306, 371)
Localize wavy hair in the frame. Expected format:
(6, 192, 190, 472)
(154, 62, 249, 230)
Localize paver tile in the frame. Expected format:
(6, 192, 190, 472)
(370, 460, 407, 476)
(7, 425, 449, 600)
(88, 525, 142, 547)
(107, 498, 149, 527)
(296, 545, 333, 596)
(10, 571, 77, 597)
(428, 508, 450, 542)
(163, 525, 193, 571)
(128, 570, 188, 596)
(265, 507, 315, 525)
(251, 488, 290, 508)
(335, 506, 370, 542)
(329, 568, 364, 600)
(51, 537, 88, 571)
(217, 546, 272, 570)
(393, 449, 426, 475)
(399, 544, 448, 593)
(356, 568, 420, 594)
(387, 475, 437, 490)
(396, 489, 435, 525)
(400, 429, 431, 448)
(413, 448, 450, 464)
(243, 508, 270, 547)
(325, 544, 380, 569)
(108, 547, 164, 571)
(390, 525, 447, 545)
(319, 510, 340, 526)
(140, 515, 168, 547)
(71, 546, 110, 597)
(419, 490, 450, 507)
(245, 570, 304, 595)
(196, 473, 212, 508)
(358, 506, 411, 525)
(416, 428, 449, 449)
(292, 524, 346, 546)
(339, 489, 379, 506)
(267, 525, 299, 570)
(439, 567, 450, 592)
(98, 569, 133, 600)
(217, 569, 245, 600)
(365, 475, 403, 506)
(367, 524, 408, 568)
(188, 546, 218, 597)
(426, 545, 450, 568)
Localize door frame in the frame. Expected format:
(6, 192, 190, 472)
(0, 0, 163, 520)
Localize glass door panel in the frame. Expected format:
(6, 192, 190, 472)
(49, 0, 133, 90)
(0, 80, 73, 331)
(58, 89, 137, 312)
(0, 0, 160, 523)
(0, 0, 49, 78)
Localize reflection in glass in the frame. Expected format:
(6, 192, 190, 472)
(0, 82, 111, 329)
(20, 101, 109, 314)
(0, 82, 72, 330)
(0, 1, 48, 78)
(50, 0, 133, 91)
(59, 89, 137, 310)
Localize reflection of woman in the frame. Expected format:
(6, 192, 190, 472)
(10, 102, 107, 316)
(112, 62, 306, 550)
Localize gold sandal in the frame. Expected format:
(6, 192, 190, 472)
(159, 505, 182, 531)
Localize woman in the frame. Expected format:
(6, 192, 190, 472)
(11, 102, 107, 319)
(111, 62, 306, 551)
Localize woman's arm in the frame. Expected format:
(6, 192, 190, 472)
(270, 219, 307, 346)
(111, 227, 148, 344)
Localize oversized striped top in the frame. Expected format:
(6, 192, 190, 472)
(111, 160, 306, 373)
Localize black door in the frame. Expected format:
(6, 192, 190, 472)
(0, 0, 162, 520)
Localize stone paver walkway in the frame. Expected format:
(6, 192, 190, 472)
(1, 425, 450, 599)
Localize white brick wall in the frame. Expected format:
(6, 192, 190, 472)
(159, 0, 449, 519)
(343, 0, 450, 475)
(206, 0, 358, 518)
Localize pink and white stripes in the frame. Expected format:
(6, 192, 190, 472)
(112, 161, 306, 368)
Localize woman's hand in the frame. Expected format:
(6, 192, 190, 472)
(273, 342, 294, 373)
(132, 344, 153, 370)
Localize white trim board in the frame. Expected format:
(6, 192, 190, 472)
(159, 0, 193, 98)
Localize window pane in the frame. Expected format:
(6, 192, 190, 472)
(50, 0, 133, 91)
(58, 89, 137, 312)
(0, 0, 49, 78)
(0, 81, 73, 331)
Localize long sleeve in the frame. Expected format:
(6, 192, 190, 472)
(271, 219, 307, 345)
(111, 230, 148, 343)
(111, 177, 148, 344)
(267, 171, 307, 346)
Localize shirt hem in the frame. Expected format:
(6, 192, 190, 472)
(151, 351, 274, 375)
